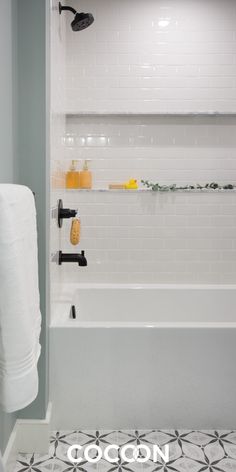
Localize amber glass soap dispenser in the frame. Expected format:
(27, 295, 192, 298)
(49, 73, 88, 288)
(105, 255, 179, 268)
(66, 160, 80, 189)
(80, 159, 92, 189)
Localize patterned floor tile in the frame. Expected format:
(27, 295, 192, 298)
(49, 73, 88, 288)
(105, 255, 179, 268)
(53, 457, 98, 472)
(14, 453, 54, 472)
(138, 431, 173, 447)
(116, 432, 137, 447)
(50, 431, 79, 459)
(225, 432, 236, 445)
(14, 431, 236, 472)
(81, 431, 118, 447)
(183, 431, 213, 447)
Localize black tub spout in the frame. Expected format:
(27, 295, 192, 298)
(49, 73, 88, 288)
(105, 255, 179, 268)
(58, 250, 87, 266)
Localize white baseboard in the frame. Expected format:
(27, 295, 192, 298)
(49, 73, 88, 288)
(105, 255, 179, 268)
(3, 402, 52, 472)
(2, 426, 18, 472)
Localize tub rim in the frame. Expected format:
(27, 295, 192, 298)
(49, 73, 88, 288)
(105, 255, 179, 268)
(51, 282, 236, 329)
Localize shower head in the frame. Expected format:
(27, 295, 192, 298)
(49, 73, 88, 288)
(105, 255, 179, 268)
(59, 2, 94, 31)
(71, 12, 94, 31)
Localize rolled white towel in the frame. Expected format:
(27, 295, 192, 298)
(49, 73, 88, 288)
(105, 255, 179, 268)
(0, 184, 41, 412)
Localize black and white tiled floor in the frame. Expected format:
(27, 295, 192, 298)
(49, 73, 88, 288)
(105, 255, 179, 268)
(14, 430, 236, 472)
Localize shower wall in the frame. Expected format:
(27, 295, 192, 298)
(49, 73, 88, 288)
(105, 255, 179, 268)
(60, 189, 236, 284)
(51, 0, 236, 286)
(50, 0, 67, 306)
(66, 0, 236, 114)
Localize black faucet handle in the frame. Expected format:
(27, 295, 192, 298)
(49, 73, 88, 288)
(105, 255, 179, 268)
(61, 208, 77, 218)
(57, 199, 78, 227)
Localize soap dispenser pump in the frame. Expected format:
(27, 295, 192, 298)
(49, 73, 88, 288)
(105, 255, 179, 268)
(66, 160, 80, 189)
(80, 159, 92, 189)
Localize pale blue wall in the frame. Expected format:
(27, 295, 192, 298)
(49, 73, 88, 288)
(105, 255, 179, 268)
(15, 0, 49, 420)
(0, 0, 48, 452)
(0, 0, 18, 453)
(0, 0, 15, 183)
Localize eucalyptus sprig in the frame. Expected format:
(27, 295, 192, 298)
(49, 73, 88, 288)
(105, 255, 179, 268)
(141, 180, 236, 192)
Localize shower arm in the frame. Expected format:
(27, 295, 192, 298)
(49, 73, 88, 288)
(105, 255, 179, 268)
(59, 3, 77, 15)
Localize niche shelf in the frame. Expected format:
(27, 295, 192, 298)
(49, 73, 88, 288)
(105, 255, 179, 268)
(65, 188, 236, 194)
(65, 112, 236, 117)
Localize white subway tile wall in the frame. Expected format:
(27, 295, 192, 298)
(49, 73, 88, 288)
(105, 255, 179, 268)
(59, 191, 236, 283)
(50, 0, 236, 285)
(66, 0, 236, 113)
(58, 115, 236, 282)
(65, 115, 236, 187)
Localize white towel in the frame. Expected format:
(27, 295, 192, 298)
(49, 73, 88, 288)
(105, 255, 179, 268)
(0, 184, 41, 412)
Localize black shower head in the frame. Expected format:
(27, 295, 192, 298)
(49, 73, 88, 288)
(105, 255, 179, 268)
(71, 12, 94, 31)
(59, 2, 94, 31)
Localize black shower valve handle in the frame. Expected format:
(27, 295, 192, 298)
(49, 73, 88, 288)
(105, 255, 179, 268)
(57, 199, 78, 228)
(60, 208, 78, 219)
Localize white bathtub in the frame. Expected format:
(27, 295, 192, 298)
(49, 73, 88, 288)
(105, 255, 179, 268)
(50, 284, 236, 429)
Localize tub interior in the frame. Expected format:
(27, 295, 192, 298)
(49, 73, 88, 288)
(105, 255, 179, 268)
(52, 284, 236, 326)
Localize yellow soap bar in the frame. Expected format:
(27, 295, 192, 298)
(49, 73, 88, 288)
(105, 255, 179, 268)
(70, 218, 81, 245)
(109, 184, 126, 189)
